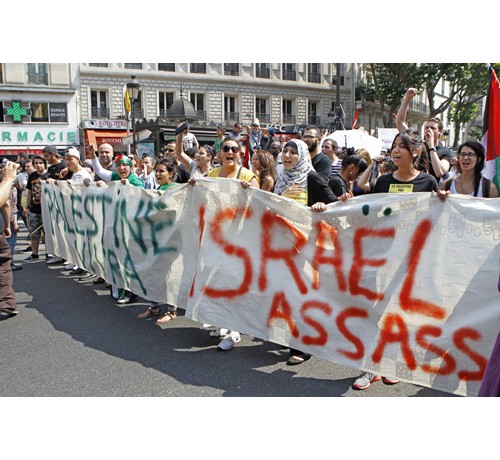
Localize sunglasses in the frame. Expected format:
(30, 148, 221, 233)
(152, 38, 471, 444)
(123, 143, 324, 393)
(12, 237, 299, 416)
(165, 148, 175, 153)
(222, 145, 239, 153)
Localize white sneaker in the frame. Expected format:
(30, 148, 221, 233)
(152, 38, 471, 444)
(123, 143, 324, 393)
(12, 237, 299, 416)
(209, 327, 229, 337)
(63, 263, 75, 270)
(217, 331, 241, 351)
(47, 256, 64, 265)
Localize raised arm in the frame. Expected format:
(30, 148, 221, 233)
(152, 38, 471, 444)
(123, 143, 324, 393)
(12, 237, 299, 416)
(89, 143, 112, 182)
(395, 88, 417, 132)
(175, 128, 194, 171)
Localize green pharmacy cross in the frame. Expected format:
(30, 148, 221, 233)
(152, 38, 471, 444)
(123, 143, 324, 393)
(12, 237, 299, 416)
(6, 101, 29, 123)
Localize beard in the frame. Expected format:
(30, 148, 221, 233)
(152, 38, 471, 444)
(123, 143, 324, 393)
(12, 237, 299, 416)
(308, 140, 318, 153)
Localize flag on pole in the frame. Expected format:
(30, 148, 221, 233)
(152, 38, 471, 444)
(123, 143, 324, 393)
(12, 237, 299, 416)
(123, 84, 131, 118)
(482, 66, 500, 189)
(352, 108, 360, 129)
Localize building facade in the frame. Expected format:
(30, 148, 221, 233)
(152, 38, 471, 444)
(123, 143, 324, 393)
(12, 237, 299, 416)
(0, 63, 80, 158)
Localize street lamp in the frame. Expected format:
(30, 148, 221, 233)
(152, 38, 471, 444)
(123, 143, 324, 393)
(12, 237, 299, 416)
(126, 75, 141, 155)
(328, 106, 336, 133)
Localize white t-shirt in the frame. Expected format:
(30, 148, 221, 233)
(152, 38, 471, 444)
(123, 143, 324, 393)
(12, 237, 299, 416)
(70, 168, 93, 184)
(182, 132, 197, 150)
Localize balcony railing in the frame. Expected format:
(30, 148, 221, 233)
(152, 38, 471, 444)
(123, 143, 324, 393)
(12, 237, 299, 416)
(308, 116, 321, 125)
(224, 112, 239, 122)
(410, 100, 428, 113)
(282, 70, 296, 81)
(256, 67, 270, 79)
(256, 113, 270, 123)
(308, 73, 321, 83)
(196, 110, 207, 121)
(131, 108, 144, 119)
(283, 114, 296, 124)
(190, 63, 206, 74)
(91, 107, 110, 118)
(27, 73, 48, 85)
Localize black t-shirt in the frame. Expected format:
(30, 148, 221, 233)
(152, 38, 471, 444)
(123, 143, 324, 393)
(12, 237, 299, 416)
(374, 172, 438, 193)
(27, 171, 49, 214)
(307, 170, 338, 206)
(47, 160, 67, 180)
(328, 173, 350, 197)
(311, 152, 332, 181)
(429, 143, 454, 180)
(175, 163, 190, 184)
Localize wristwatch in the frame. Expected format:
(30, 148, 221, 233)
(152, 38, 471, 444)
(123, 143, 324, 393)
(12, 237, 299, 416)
(429, 147, 437, 152)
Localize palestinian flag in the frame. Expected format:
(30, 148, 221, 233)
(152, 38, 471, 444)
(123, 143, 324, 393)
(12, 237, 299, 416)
(482, 66, 500, 190)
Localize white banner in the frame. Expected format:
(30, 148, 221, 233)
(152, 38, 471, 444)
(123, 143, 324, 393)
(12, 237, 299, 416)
(41, 179, 500, 396)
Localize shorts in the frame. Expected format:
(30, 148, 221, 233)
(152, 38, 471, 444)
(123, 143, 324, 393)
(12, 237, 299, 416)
(28, 211, 44, 240)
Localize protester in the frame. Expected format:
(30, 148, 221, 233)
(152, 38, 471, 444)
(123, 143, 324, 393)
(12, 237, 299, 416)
(138, 155, 158, 190)
(396, 88, 453, 181)
(174, 125, 213, 179)
(247, 120, 263, 159)
(23, 156, 49, 262)
(251, 150, 276, 192)
(321, 138, 342, 177)
(274, 138, 338, 364)
(189, 138, 258, 351)
(0, 161, 19, 319)
(327, 148, 368, 198)
(181, 124, 199, 151)
(301, 126, 332, 181)
(137, 156, 181, 322)
(226, 123, 247, 147)
(0, 166, 21, 271)
(437, 140, 498, 198)
(86, 143, 144, 304)
(214, 125, 226, 155)
(351, 129, 438, 390)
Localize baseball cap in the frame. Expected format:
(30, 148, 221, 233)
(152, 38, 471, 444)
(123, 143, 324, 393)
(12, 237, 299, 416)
(65, 147, 80, 159)
(43, 145, 57, 155)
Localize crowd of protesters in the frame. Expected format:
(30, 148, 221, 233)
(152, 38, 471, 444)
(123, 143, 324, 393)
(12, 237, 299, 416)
(2, 88, 500, 396)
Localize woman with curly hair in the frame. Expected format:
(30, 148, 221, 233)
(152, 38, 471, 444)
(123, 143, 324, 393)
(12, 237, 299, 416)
(251, 150, 277, 192)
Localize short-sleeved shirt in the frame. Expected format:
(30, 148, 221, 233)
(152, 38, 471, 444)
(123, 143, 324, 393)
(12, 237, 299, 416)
(374, 172, 438, 193)
(27, 171, 49, 214)
(328, 173, 350, 197)
(429, 143, 454, 181)
(47, 160, 67, 180)
(209, 166, 258, 184)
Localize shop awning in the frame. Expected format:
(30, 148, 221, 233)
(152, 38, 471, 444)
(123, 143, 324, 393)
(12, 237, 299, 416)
(85, 129, 130, 147)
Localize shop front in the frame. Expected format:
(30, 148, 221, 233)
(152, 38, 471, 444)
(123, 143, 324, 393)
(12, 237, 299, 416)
(81, 119, 130, 157)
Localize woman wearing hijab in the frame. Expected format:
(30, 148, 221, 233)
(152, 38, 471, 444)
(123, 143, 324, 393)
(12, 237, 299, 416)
(274, 139, 338, 364)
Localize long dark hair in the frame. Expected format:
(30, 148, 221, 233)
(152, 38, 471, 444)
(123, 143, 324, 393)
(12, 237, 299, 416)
(457, 139, 485, 196)
(341, 147, 368, 174)
(392, 129, 429, 172)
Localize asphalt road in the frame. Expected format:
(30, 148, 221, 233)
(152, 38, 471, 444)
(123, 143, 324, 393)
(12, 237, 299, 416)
(1, 226, 455, 399)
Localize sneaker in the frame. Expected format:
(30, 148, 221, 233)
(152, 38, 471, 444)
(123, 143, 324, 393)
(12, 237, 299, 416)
(382, 376, 400, 385)
(63, 263, 75, 270)
(22, 246, 32, 253)
(24, 254, 39, 262)
(217, 331, 241, 351)
(47, 256, 64, 265)
(11, 264, 23, 271)
(209, 327, 229, 337)
(116, 293, 138, 305)
(353, 372, 381, 390)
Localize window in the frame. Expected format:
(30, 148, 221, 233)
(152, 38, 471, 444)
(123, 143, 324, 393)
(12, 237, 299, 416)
(89, 63, 108, 68)
(255, 97, 270, 123)
(159, 91, 174, 117)
(190, 63, 206, 74)
(332, 64, 345, 86)
(308, 101, 321, 125)
(282, 99, 295, 124)
(282, 64, 296, 81)
(0, 102, 3, 122)
(158, 63, 175, 72)
(0, 64, 3, 84)
(224, 96, 238, 122)
(49, 103, 68, 122)
(224, 63, 239, 76)
(308, 63, 321, 83)
(27, 63, 48, 85)
(256, 63, 270, 79)
(31, 102, 49, 122)
(124, 63, 142, 69)
(190, 93, 206, 120)
(91, 90, 109, 118)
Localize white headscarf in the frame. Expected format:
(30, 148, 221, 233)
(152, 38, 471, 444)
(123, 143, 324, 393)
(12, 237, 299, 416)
(274, 139, 313, 195)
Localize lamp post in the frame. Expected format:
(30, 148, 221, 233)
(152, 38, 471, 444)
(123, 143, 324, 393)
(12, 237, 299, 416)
(328, 107, 336, 134)
(126, 75, 140, 155)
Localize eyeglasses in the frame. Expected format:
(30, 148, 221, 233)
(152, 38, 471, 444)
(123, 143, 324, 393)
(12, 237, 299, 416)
(165, 148, 175, 153)
(222, 145, 239, 153)
(302, 135, 316, 139)
(458, 152, 477, 159)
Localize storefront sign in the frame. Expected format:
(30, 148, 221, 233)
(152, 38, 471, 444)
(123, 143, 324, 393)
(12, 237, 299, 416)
(0, 127, 79, 145)
(49, 103, 68, 123)
(82, 119, 128, 129)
